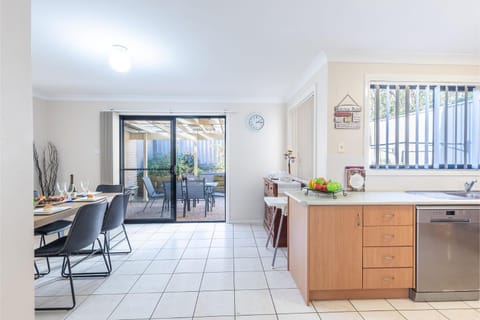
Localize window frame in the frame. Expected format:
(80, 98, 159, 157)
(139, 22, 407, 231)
(363, 74, 480, 176)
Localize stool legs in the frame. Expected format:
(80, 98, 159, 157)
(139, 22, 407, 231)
(272, 213, 285, 267)
(265, 206, 278, 248)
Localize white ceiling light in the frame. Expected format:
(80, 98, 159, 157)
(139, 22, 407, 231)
(109, 45, 131, 72)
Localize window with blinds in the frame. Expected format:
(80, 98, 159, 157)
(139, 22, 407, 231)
(288, 96, 314, 178)
(369, 83, 480, 169)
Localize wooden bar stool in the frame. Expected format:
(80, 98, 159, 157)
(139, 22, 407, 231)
(264, 196, 288, 267)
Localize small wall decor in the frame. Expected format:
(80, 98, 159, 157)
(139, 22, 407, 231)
(345, 166, 366, 192)
(334, 94, 361, 129)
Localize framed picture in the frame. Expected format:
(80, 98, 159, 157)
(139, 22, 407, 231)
(345, 166, 366, 191)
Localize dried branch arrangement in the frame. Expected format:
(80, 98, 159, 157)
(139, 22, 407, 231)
(33, 142, 59, 196)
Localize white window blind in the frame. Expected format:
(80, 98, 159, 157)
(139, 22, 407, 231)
(369, 83, 480, 169)
(288, 96, 314, 178)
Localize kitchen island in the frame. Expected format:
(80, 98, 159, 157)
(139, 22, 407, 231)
(285, 190, 480, 304)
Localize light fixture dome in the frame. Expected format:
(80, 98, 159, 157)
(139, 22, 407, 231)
(109, 45, 131, 72)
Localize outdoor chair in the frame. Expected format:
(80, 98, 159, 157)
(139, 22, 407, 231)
(35, 201, 108, 311)
(162, 180, 186, 216)
(185, 178, 209, 217)
(142, 176, 164, 211)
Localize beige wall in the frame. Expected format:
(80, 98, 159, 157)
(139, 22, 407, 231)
(33, 99, 286, 223)
(0, 0, 34, 319)
(327, 62, 480, 190)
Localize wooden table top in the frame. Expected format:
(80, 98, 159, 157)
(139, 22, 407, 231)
(34, 193, 117, 228)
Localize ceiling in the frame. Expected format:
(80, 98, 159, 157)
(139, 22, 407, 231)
(32, 0, 480, 102)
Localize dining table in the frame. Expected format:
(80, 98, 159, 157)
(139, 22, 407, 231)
(34, 193, 118, 228)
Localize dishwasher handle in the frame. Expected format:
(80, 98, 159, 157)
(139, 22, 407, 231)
(430, 218, 471, 223)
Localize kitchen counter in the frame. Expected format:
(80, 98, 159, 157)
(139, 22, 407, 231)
(285, 190, 480, 206)
(286, 190, 480, 304)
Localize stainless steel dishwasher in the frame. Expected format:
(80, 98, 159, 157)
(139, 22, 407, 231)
(410, 206, 480, 301)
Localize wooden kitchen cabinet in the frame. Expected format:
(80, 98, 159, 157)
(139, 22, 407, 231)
(288, 202, 415, 303)
(309, 206, 363, 290)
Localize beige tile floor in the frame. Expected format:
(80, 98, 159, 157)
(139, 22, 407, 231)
(34, 223, 480, 320)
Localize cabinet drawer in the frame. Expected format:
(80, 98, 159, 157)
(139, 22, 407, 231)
(363, 226, 413, 246)
(363, 247, 413, 268)
(364, 206, 413, 226)
(363, 268, 413, 289)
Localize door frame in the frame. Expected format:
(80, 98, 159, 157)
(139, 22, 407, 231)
(119, 114, 227, 223)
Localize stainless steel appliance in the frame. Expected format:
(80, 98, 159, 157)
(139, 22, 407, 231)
(410, 206, 480, 301)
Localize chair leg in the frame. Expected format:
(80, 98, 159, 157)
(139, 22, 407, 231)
(121, 224, 133, 253)
(61, 238, 111, 278)
(142, 199, 150, 212)
(35, 235, 51, 277)
(36, 256, 76, 311)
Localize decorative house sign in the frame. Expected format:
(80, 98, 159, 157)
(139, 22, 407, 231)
(334, 94, 361, 129)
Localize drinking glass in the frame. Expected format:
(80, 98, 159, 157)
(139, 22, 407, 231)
(80, 180, 90, 194)
(56, 182, 65, 197)
(65, 183, 75, 201)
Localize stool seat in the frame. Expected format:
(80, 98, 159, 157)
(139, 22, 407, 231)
(34, 220, 72, 235)
(264, 197, 288, 268)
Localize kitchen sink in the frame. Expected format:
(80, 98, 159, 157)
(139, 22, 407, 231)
(407, 190, 480, 199)
(444, 191, 480, 199)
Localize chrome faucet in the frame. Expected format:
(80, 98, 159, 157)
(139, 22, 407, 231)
(464, 179, 477, 192)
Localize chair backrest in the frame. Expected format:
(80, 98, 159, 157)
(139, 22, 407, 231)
(186, 178, 206, 199)
(96, 184, 124, 193)
(63, 201, 108, 254)
(163, 181, 184, 200)
(142, 176, 156, 196)
(102, 194, 129, 232)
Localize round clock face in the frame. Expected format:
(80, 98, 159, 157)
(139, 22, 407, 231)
(247, 113, 265, 131)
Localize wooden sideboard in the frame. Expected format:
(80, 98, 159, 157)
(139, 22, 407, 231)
(263, 177, 301, 247)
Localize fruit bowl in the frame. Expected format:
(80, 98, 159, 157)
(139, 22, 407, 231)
(303, 187, 347, 199)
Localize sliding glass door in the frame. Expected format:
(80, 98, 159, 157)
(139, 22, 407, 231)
(120, 115, 226, 223)
(121, 117, 176, 222)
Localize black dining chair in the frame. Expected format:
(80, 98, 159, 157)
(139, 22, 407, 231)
(35, 200, 108, 311)
(62, 194, 132, 277)
(34, 220, 72, 277)
(96, 184, 124, 193)
(101, 194, 132, 271)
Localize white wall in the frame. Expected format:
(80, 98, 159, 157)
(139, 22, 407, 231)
(33, 97, 49, 191)
(32, 99, 286, 223)
(287, 57, 328, 178)
(0, 0, 34, 319)
(327, 62, 480, 191)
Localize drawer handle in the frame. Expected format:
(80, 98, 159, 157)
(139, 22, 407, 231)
(383, 255, 395, 260)
(383, 277, 395, 281)
(383, 214, 395, 219)
(383, 234, 395, 239)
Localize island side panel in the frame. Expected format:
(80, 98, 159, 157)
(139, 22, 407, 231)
(288, 199, 310, 303)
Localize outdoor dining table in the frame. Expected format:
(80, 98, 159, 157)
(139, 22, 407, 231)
(34, 193, 118, 228)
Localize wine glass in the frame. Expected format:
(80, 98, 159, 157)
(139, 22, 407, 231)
(64, 183, 75, 201)
(80, 180, 90, 195)
(56, 182, 65, 197)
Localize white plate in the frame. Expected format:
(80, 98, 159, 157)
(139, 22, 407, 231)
(73, 196, 106, 202)
(349, 173, 365, 190)
(34, 206, 72, 215)
(76, 191, 102, 197)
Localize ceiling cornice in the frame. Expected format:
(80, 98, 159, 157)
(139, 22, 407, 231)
(32, 91, 285, 105)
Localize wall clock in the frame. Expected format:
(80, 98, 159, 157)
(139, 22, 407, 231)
(247, 113, 265, 131)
